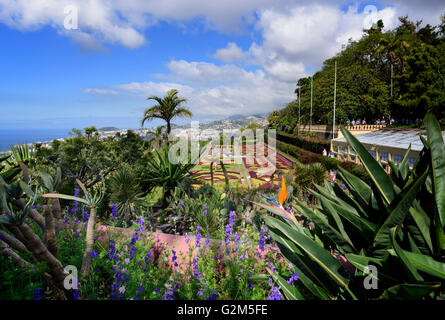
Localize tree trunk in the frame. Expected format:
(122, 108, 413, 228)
(17, 222, 66, 286)
(44, 204, 58, 257)
(7, 225, 27, 246)
(51, 198, 62, 220)
(0, 239, 37, 271)
(0, 229, 29, 253)
(80, 205, 96, 279)
(167, 120, 171, 135)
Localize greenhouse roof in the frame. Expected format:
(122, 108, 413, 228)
(333, 129, 445, 152)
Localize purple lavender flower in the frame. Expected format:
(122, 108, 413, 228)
(267, 277, 282, 300)
(171, 249, 178, 267)
(195, 225, 203, 247)
(111, 204, 118, 221)
(202, 205, 208, 216)
(287, 273, 299, 285)
(207, 290, 217, 300)
(33, 288, 42, 300)
(257, 227, 267, 257)
(144, 250, 152, 264)
(192, 258, 201, 280)
(90, 250, 98, 258)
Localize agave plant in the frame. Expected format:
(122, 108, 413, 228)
(257, 112, 445, 300)
(140, 145, 196, 207)
(109, 166, 145, 216)
(3, 143, 35, 166)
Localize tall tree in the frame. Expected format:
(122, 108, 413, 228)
(141, 89, 192, 136)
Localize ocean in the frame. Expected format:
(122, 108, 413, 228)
(0, 129, 71, 151)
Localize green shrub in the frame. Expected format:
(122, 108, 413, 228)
(277, 131, 329, 154)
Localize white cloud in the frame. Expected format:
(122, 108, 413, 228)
(0, 0, 146, 48)
(1, 0, 443, 51)
(212, 42, 245, 62)
(85, 59, 295, 119)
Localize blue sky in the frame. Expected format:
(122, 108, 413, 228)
(0, 0, 443, 130)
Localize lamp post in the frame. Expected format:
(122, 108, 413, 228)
(298, 86, 301, 136)
(310, 76, 313, 132)
(333, 60, 337, 139)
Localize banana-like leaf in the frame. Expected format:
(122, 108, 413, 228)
(42, 193, 90, 206)
(378, 282, 440, 300)
(267, 268, 305, 300)
(391, 227, 423, 281)
(340, 126, 394, 204)
(424, 113, 445, 226)
(337, 167, 373, 216)
(264, 216, 355, 298)
(296, 199, 356, 254)
(409, 201, 433, 254)
(403, 250, 445, 280)
(373, 167, 428, 253)
(268, 227, 334, 299)
(252, 201, 298, 226)
(313, 184, 357, 214)
(344, 253, 399, 282)
(407, 232, 422, 254)
(302, 195, 377, 241)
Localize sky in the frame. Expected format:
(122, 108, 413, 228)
(0, 0, 444, 130)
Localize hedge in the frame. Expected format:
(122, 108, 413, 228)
(276, 131, 330, 154)
(276, 140, 371, 184)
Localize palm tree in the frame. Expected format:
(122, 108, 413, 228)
(141, 89, 192, 136)
(147, 125, 166, 150)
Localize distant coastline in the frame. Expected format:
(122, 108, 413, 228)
(0, 129, 72, 151)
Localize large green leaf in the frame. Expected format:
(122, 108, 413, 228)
(373, 167, 428, 253)
(390, 227, 423, 281)
(42, 193, 90, 206)
(252, 201, 298, 226)
(345, 253, 399, 282)
(302, 195, 377, 242)
(379, 282, 440, 300)
(264, 216, 355, 298)
(409, 201, 433, 254)
(267, 225, 337, 299)
(340, 126, 395, 204)
(267, 268, 305, 300)
(403, 250, 445, 280)
(296, 199, 356, 254)
(337, 167, 373, 216)
(424, 112, 445, 226)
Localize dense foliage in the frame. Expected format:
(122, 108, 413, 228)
(261, 112, 445, 300)
(269, 15, 445, 131)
